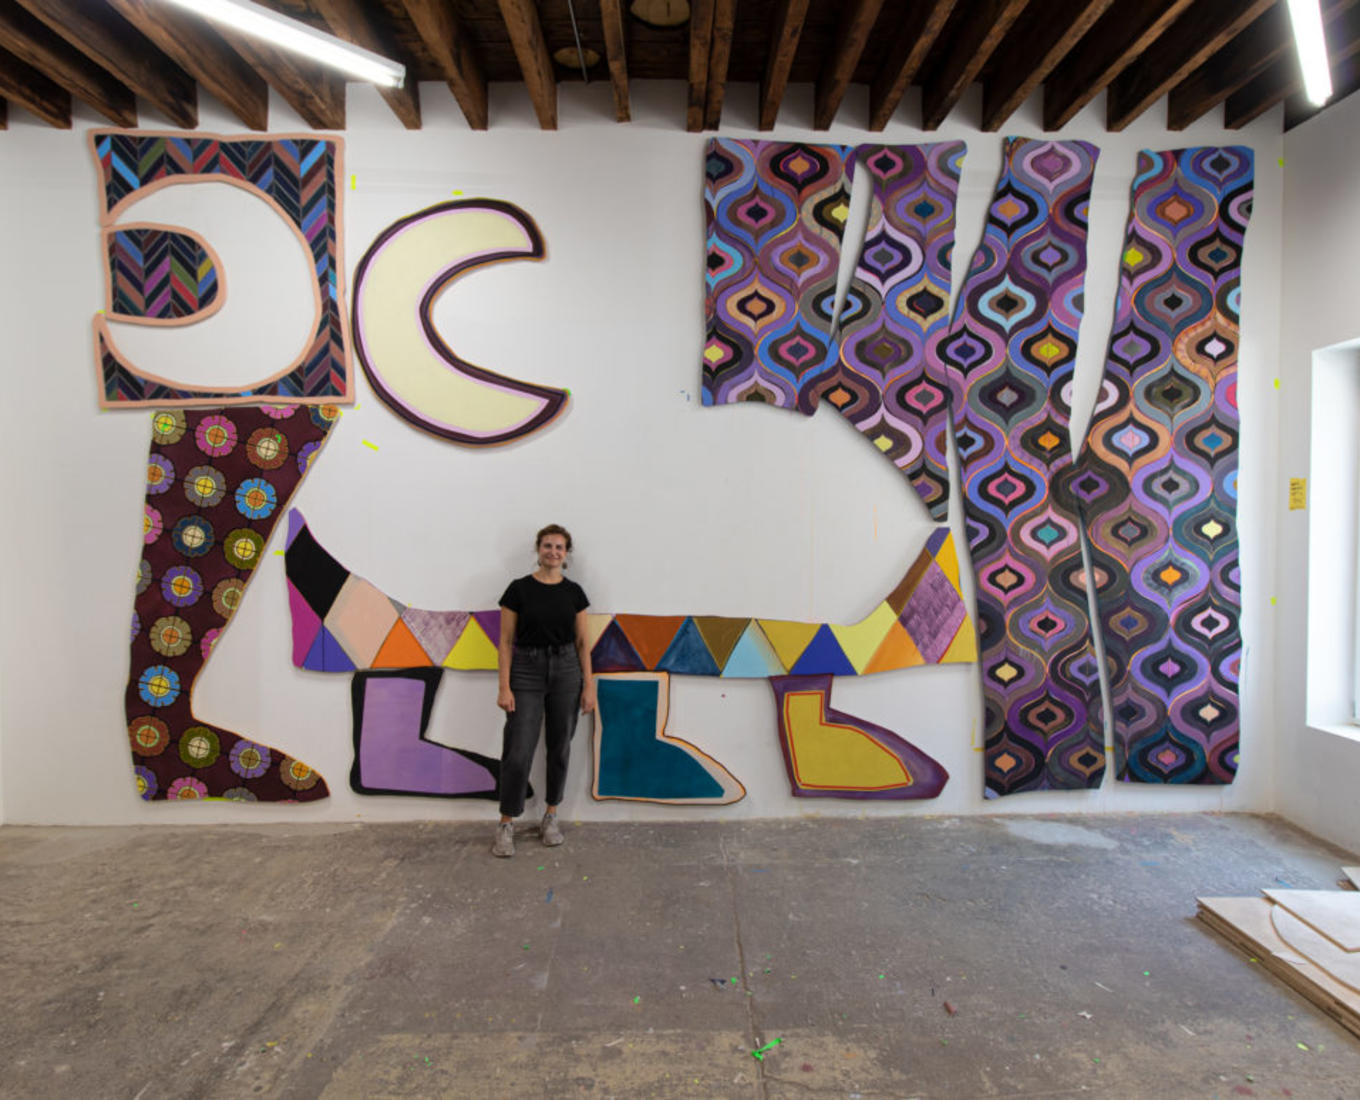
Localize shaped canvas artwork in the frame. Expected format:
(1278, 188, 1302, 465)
(1072, 146, 1253, 784)
(105, 225, 223, 323)
(285, 513, 973, 803)
(89, 130, 351, 407)
(701, 138, 965, 511)
(350, 199, 569, 444)
(938, 137, 1105, 797)
(128, 405, 338, 800)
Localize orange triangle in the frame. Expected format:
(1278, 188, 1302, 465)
(863, 619, 924, 674)
(371, 617, 435, 668)
(615, 615, 687, 669)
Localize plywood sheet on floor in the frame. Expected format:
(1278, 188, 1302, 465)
(1197, 895, 1360, 1040)
(1263, 887, 1360, 950)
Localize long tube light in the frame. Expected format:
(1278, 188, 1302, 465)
(159, 0, 406, 88)
(1286, 0, 1333, 106)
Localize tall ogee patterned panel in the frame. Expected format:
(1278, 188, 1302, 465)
(937, 137, 1105, 797)
(1070, 146, 1253, 785)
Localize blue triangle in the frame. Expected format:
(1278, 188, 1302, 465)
(305, 626, 354, 672)
(302, 625, 329, 670)
(721, 621, 785, 677)
(591, 619, 646, 672)
(656, 618, 721, 676)
(789, 623, 857, 676)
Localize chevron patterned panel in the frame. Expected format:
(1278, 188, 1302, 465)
(90, 131, 349, 406)
(108, 227, 219, 321)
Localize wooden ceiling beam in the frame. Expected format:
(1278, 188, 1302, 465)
(399, 0, 487, 130)
(497, 0, 557, 130)
(1042, 0, 1193, 130)
(703, 0, 735, 129)
(0, 45, 70, 127)
(215, 30, 345, 130)
(1226, 1, 1360, 127)
(10, 0, 195, 128)
(599, 0, 630, 122)
(919, 0, 1030, 131)
(104, 0, 268, 130)
(981, 0, 1114, 131)
(813, 0, 886, 129)
(868, 0, 956, 130)
(312, 0, 419, 129)
(759, 0, 811, 131)
(686, 0, 714, 131)
(1104, 0, 1276, 131)
(1167, 2, 1294, 129)
(0, 2, 135, 126)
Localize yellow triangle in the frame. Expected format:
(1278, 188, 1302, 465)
(934, 531, 963, 589)
(829, 602, 898, 674)
(442, 618, 498, 670)
(939, 618, 978, 664)
(756, 619, 821, 670)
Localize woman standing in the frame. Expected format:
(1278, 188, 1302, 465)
(492, 524, 595, 857)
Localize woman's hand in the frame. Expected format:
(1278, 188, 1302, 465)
(497, 686, 515, 712)
(580, 680, 597, 715)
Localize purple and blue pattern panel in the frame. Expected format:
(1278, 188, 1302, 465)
(701, 140, 966, 513)
(937, 137, 1105, 797)
(701, 139, 850, 408)
(1069, 146, 1253, 785)
(830, 142, 964, 517)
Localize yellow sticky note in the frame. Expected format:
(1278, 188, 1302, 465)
(350, 173, 356, 190)
(362, 439, 380, 451)
(1289, 478, 1307, 510)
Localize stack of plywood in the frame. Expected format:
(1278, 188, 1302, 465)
(1197, 871, 1360, 1040)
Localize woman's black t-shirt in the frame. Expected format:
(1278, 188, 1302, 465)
(499, 576, 589, 647)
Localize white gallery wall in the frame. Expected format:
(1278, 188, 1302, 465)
(1274, 88, 1360, 853)
(0, 80, 1284, 825)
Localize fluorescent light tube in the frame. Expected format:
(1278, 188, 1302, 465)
(1286, 0, 1333, 106)
(159, 0, 406, 87)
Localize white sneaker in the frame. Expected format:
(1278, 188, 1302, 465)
(541, 812, 564, 847)
(491, 821, 514, 858)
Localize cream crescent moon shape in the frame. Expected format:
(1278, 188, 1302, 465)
(350, 199, 567, 444)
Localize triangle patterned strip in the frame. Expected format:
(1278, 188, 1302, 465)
(790, 623, 858, 676)
(721, 621, 786, 677)
(615, 614, 687, 669)
(443, 617, 498, 670)
(757, 619, 821, 670)
(694, 616, 751, 667)
(372, 618, 435, 668)
(656, 618, 722, 675)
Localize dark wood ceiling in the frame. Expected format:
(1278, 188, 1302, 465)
(0, 0, 1355, 134)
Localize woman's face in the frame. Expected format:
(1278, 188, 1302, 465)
(537, 534, 568, 568)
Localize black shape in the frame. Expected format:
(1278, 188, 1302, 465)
(284, 521, 352, 618)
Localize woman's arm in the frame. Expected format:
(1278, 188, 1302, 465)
(497, 607, 517, 712)
(575, 609, 596, 714)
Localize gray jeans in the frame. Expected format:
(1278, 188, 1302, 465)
(499, 644, 582, 817)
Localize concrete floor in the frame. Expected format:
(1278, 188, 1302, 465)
(2, 814, 1358, 1099)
